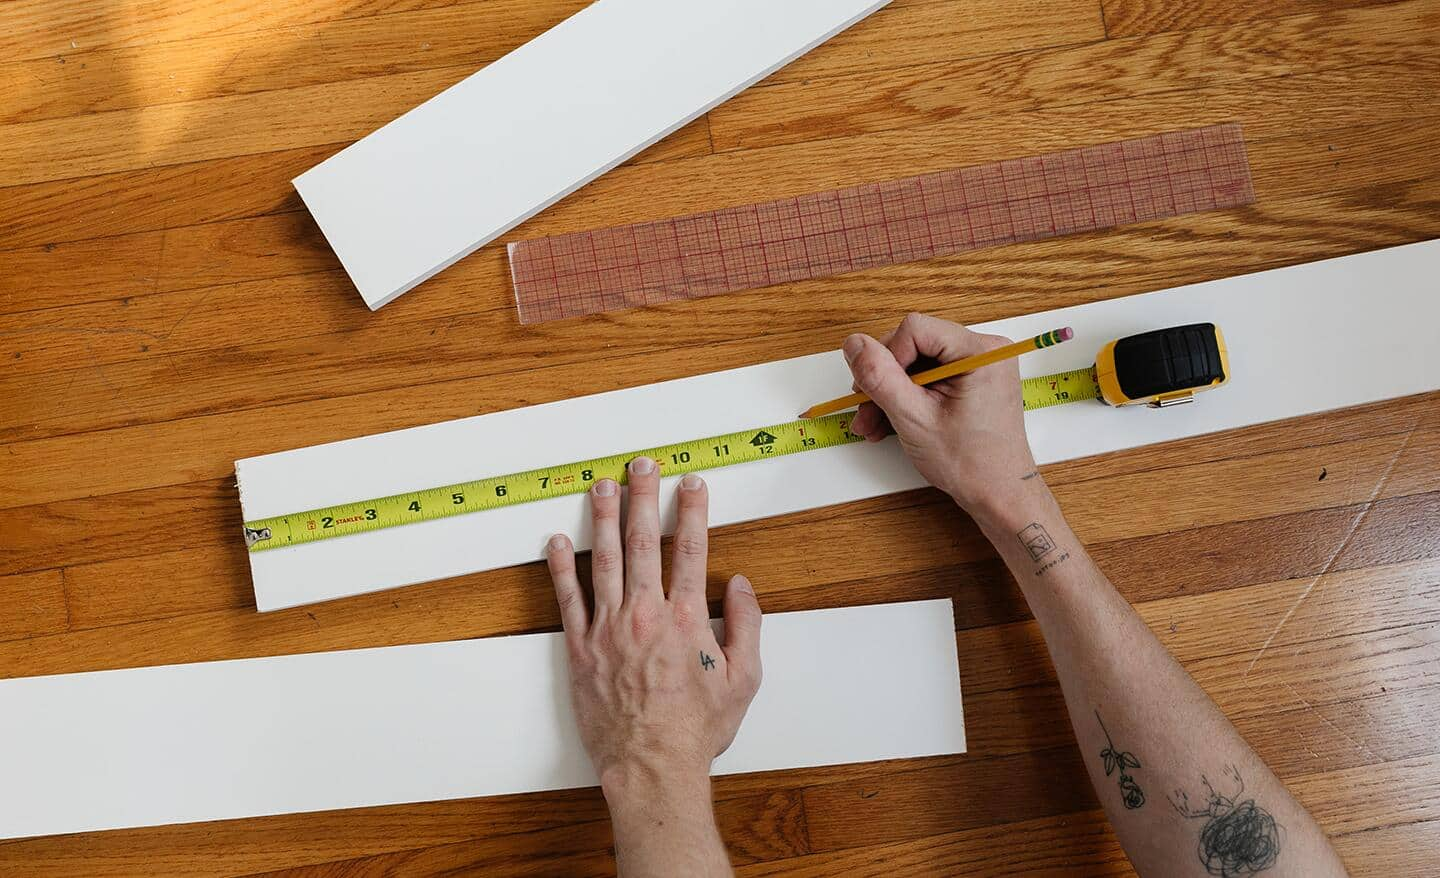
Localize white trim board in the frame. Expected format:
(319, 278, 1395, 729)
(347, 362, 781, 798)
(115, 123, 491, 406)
(0, 599, 964, 840)
(238, 240, 1440, 612)
(293, 0, 893, 309)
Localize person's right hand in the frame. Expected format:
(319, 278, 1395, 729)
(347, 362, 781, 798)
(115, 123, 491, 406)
(841, 313, 1039, 515)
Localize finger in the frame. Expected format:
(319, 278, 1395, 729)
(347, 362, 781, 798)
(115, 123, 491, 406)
(667, 474, 709, 622)
(588, 478, 623, 611)
(545, 533, 589, 642)
(622, 456, 663, 605)
(885, 312, 995, 366)
(721, 575, 763, 690)
(849, 401, 891, 442)
(842, 333, 929, 430)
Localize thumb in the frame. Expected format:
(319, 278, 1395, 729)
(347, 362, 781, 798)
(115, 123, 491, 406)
(721, 575, 762, 683)
(843, 334, 928, 426)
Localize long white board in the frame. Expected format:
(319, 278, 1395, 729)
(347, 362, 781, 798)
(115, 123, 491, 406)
(0, 599, 964, 840)
(238, 240, 1440, 612)
(293, 0, 892, 309)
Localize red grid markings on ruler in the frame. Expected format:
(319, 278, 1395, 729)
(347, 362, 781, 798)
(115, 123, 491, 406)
(509, 124, 1255, 324)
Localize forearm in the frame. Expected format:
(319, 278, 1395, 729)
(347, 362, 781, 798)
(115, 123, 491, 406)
(969, 477, 1346, 877)
(602, 763, 731, 878)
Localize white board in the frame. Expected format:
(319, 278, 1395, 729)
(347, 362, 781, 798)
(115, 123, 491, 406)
(293, 0, 893, 309)
(238, 240, 1440, 612)
(0, 599, 963, 840)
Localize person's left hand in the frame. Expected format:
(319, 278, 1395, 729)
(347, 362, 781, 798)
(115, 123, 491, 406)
(545, 458, 764, 791)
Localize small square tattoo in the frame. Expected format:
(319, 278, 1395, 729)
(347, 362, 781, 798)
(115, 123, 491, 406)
(1018, 523, 1056, 562)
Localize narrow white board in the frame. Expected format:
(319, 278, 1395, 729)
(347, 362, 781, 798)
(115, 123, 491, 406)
(239, 240, 1440, 611)
(0, 599, 963, 840)
(294, 0, 892, 309)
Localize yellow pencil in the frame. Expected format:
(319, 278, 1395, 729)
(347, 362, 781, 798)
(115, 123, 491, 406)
(800, 327, 1075, 419)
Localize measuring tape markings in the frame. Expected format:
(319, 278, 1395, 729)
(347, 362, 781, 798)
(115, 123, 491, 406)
(243, 367, 1102, 551)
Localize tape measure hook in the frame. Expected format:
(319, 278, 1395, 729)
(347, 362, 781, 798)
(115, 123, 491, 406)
(243, 525, 273, 548)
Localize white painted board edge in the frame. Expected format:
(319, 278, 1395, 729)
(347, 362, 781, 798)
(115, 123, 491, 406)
(293, 0, 893, 309)
(239, 240, 1440, 611)
(0, 599, 964, 840)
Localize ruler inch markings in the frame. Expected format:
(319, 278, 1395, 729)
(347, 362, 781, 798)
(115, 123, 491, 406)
(510, 125, 1254, 324)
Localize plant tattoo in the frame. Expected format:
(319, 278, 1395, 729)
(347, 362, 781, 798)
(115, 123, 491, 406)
(1095, 711, 1145, 809)
(1170, 765, 1282, 877)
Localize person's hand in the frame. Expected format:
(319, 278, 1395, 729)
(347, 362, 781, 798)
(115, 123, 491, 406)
(545, 458, 763, 794)
(842, 312, 1039, 515)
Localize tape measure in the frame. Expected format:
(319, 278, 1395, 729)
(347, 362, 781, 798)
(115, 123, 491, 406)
(242, 366, 1100, 552)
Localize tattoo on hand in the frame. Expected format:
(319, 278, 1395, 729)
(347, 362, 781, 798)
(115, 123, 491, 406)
(1170, 765, 1282, 877)
(700, 651, 716, 671)
(1021, 470, 1040, 481)
(1096, 711, 1145, 809)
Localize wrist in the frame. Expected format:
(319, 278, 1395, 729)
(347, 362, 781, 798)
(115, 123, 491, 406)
(960, 472, 1057, 532)
(600, 757, 713, 814)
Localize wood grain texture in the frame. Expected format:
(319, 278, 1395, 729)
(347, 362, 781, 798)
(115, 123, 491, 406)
(1, 0, 1436, 874)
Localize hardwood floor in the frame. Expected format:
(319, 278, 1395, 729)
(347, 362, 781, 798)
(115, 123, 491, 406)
(1, 0, 1437, 874)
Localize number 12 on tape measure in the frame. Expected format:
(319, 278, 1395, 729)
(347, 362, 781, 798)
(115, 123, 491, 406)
(244, 413, 865, 551)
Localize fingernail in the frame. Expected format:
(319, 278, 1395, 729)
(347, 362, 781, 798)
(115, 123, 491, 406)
(593, 479, 616, 497)
(842, 334, 865, 363)
(546, 533, 568, 552)
(629, 456, 655, 475)
(681, 473, 703, 491)
(730, 574, 754, 595)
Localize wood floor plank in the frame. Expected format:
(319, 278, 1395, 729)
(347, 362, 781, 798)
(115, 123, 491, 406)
(0, 0, 483, 64)
(0, 146, 321, 253)
(1101, 0, 1402, 39)
(709, 0, 1439, 152)
(0, 569, 68, 640)
(0, 1, 586, 125)
(0, 60, 714, 185)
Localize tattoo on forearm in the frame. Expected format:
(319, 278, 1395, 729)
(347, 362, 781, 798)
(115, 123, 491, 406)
(1018, 522, 1070, 575)
(700, 651, 716, 671)
(1096, 711, 1145, 809)
(1021, 470, 1040, 481)
(1170, 765, 1282, 876)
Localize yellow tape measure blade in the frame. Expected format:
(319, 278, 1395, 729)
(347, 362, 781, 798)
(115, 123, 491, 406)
(245, 368, 1100, 553)
(1021, 366, 1101, 411)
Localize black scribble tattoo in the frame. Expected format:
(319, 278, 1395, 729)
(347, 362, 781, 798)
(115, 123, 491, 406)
(1096, 711, 1145, 809)
(1170, 765, 1282, 877)
(1021, 470, 1040, 481)
(1017, 522, 1055, 561)
(700, 651, 716, 671)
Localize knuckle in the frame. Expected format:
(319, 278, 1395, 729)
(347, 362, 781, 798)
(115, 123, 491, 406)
(555, 588, 583, 614)
(590, 547, 622, 574)
(670, 602, 698, 629)
(628, 605, 659, 640)
(854, 358, 885, 390)
(566, 640, 595, 670)
(625, 528, 659, 554)
(743, 662, 763, 694)
(983, 333, 1014, 350)
(674, 533, 707, 558)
